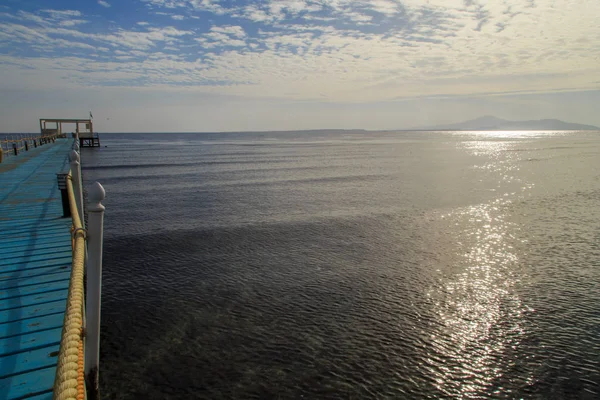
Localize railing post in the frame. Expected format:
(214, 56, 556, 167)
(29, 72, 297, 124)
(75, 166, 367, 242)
(69, 150, 85, 228)
(85, 182, 105, 400)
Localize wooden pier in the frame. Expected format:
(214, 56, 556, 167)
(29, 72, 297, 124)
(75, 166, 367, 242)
(0, 136, 106, 399)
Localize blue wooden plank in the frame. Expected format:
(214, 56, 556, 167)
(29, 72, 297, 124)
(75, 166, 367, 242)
(0, 265, 71, 283)
(0, 241, 71, 254)
(0, 227, 71, 240)
(0, 328, 62, 357)
(0, 365, 55, 399)
(0, 202, 61, 208)
(0, 219, 67, 230)
(0, 299, 66, 324)
(0, 289, 67, 312)
(24, 391, 54, 400)
(0, 345, 59, 381)
(0, 256, 72, 272)
(4, 247, 71, 259)
(0, 222, 67, 232)
(0, 313, 65, 339)
(0, 271, 71, 290)
(1, 232, 67, 240)
(0, 222, 66, 232)
(0, 229, 70, 239)
(0, 228, 69, 240)
(0, 233, 71, 244)
(0, 280, 69, 301)
(0, 211, 63, 220)
(0, 253, 71, 268)
(0, 243, 72, 258)
(0, 233, 71, 245)
(1, 201, 63, 208)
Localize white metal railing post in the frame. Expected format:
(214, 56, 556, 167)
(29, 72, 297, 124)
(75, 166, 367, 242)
(69, 150, 85, 228)
(85, 182, 105, 398)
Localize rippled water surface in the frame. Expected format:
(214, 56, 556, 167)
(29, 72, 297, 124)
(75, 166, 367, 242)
(81, 130, 600, 399)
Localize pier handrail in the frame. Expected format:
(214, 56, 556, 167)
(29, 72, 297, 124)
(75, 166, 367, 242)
(52, 171, 87, 400)
(0, 133, 58, 162)
(52, 143, 105, 400)
(1, 134, 55, 163)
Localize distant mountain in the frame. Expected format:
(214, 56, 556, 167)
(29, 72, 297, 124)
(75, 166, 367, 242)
(419, 116, 600, 131)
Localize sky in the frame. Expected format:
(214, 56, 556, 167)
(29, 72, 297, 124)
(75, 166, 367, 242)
(1, 0, 599, 132)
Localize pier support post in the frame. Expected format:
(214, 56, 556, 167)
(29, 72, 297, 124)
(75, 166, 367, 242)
(85, 182, 105, 400)
(69, 150, 85, 227)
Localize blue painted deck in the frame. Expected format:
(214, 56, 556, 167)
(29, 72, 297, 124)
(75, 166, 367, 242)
(0, 140, 73, 400)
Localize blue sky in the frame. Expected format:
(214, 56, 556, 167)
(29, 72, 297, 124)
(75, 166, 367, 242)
(1, 0, 599, 132)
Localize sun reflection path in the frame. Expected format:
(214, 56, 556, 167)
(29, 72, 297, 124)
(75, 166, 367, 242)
(424, 139, 534, 398)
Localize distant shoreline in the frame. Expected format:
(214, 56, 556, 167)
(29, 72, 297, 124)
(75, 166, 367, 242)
(3, 127, 599, 135)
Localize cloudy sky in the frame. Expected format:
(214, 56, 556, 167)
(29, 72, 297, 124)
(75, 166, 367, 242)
(1, 0, 599, 132)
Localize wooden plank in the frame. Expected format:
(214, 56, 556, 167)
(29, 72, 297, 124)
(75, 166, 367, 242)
(0, 256, 72, 272)
(0, 271, 71, 291)
(0, 242, 71, 256)
(0, 289, 67, 312)
(0, 328, 62, 357)
(0, 233, 71, 245)
(0, 280, 69, 302)
(0, 219, 67, 229)
(0, 226, 68, 239)
(0, 365, 55, 399)
(0, 313, 65, 340)
(24, 391, 53, 400)
(0, 243, 72, 258)
(0, 299, 66, 324)
(0, 265, 71, 283)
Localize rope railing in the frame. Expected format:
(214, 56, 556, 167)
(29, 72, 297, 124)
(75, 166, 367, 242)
(53, 171, 87, 400)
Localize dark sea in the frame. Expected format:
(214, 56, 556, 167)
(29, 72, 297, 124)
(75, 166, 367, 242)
(80, 130, 600, 399)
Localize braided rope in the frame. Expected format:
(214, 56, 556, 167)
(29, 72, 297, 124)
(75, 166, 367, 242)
(53, 172, 86, 400)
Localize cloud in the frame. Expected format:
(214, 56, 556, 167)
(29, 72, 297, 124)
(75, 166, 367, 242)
(269, 0, 320, 16)
(197, 27, 247, 49)
(143, 0, 187, 9)
(171, 15, 185, 20)
(143, 0, 230, 15)
(210, 25, 245, 38)
(40, 9, 82, 18)
(60, 19, 89, 27)
(239, 5, 273, 23)
(98, 1, 111, 8)
(15, 10, 45, 24)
